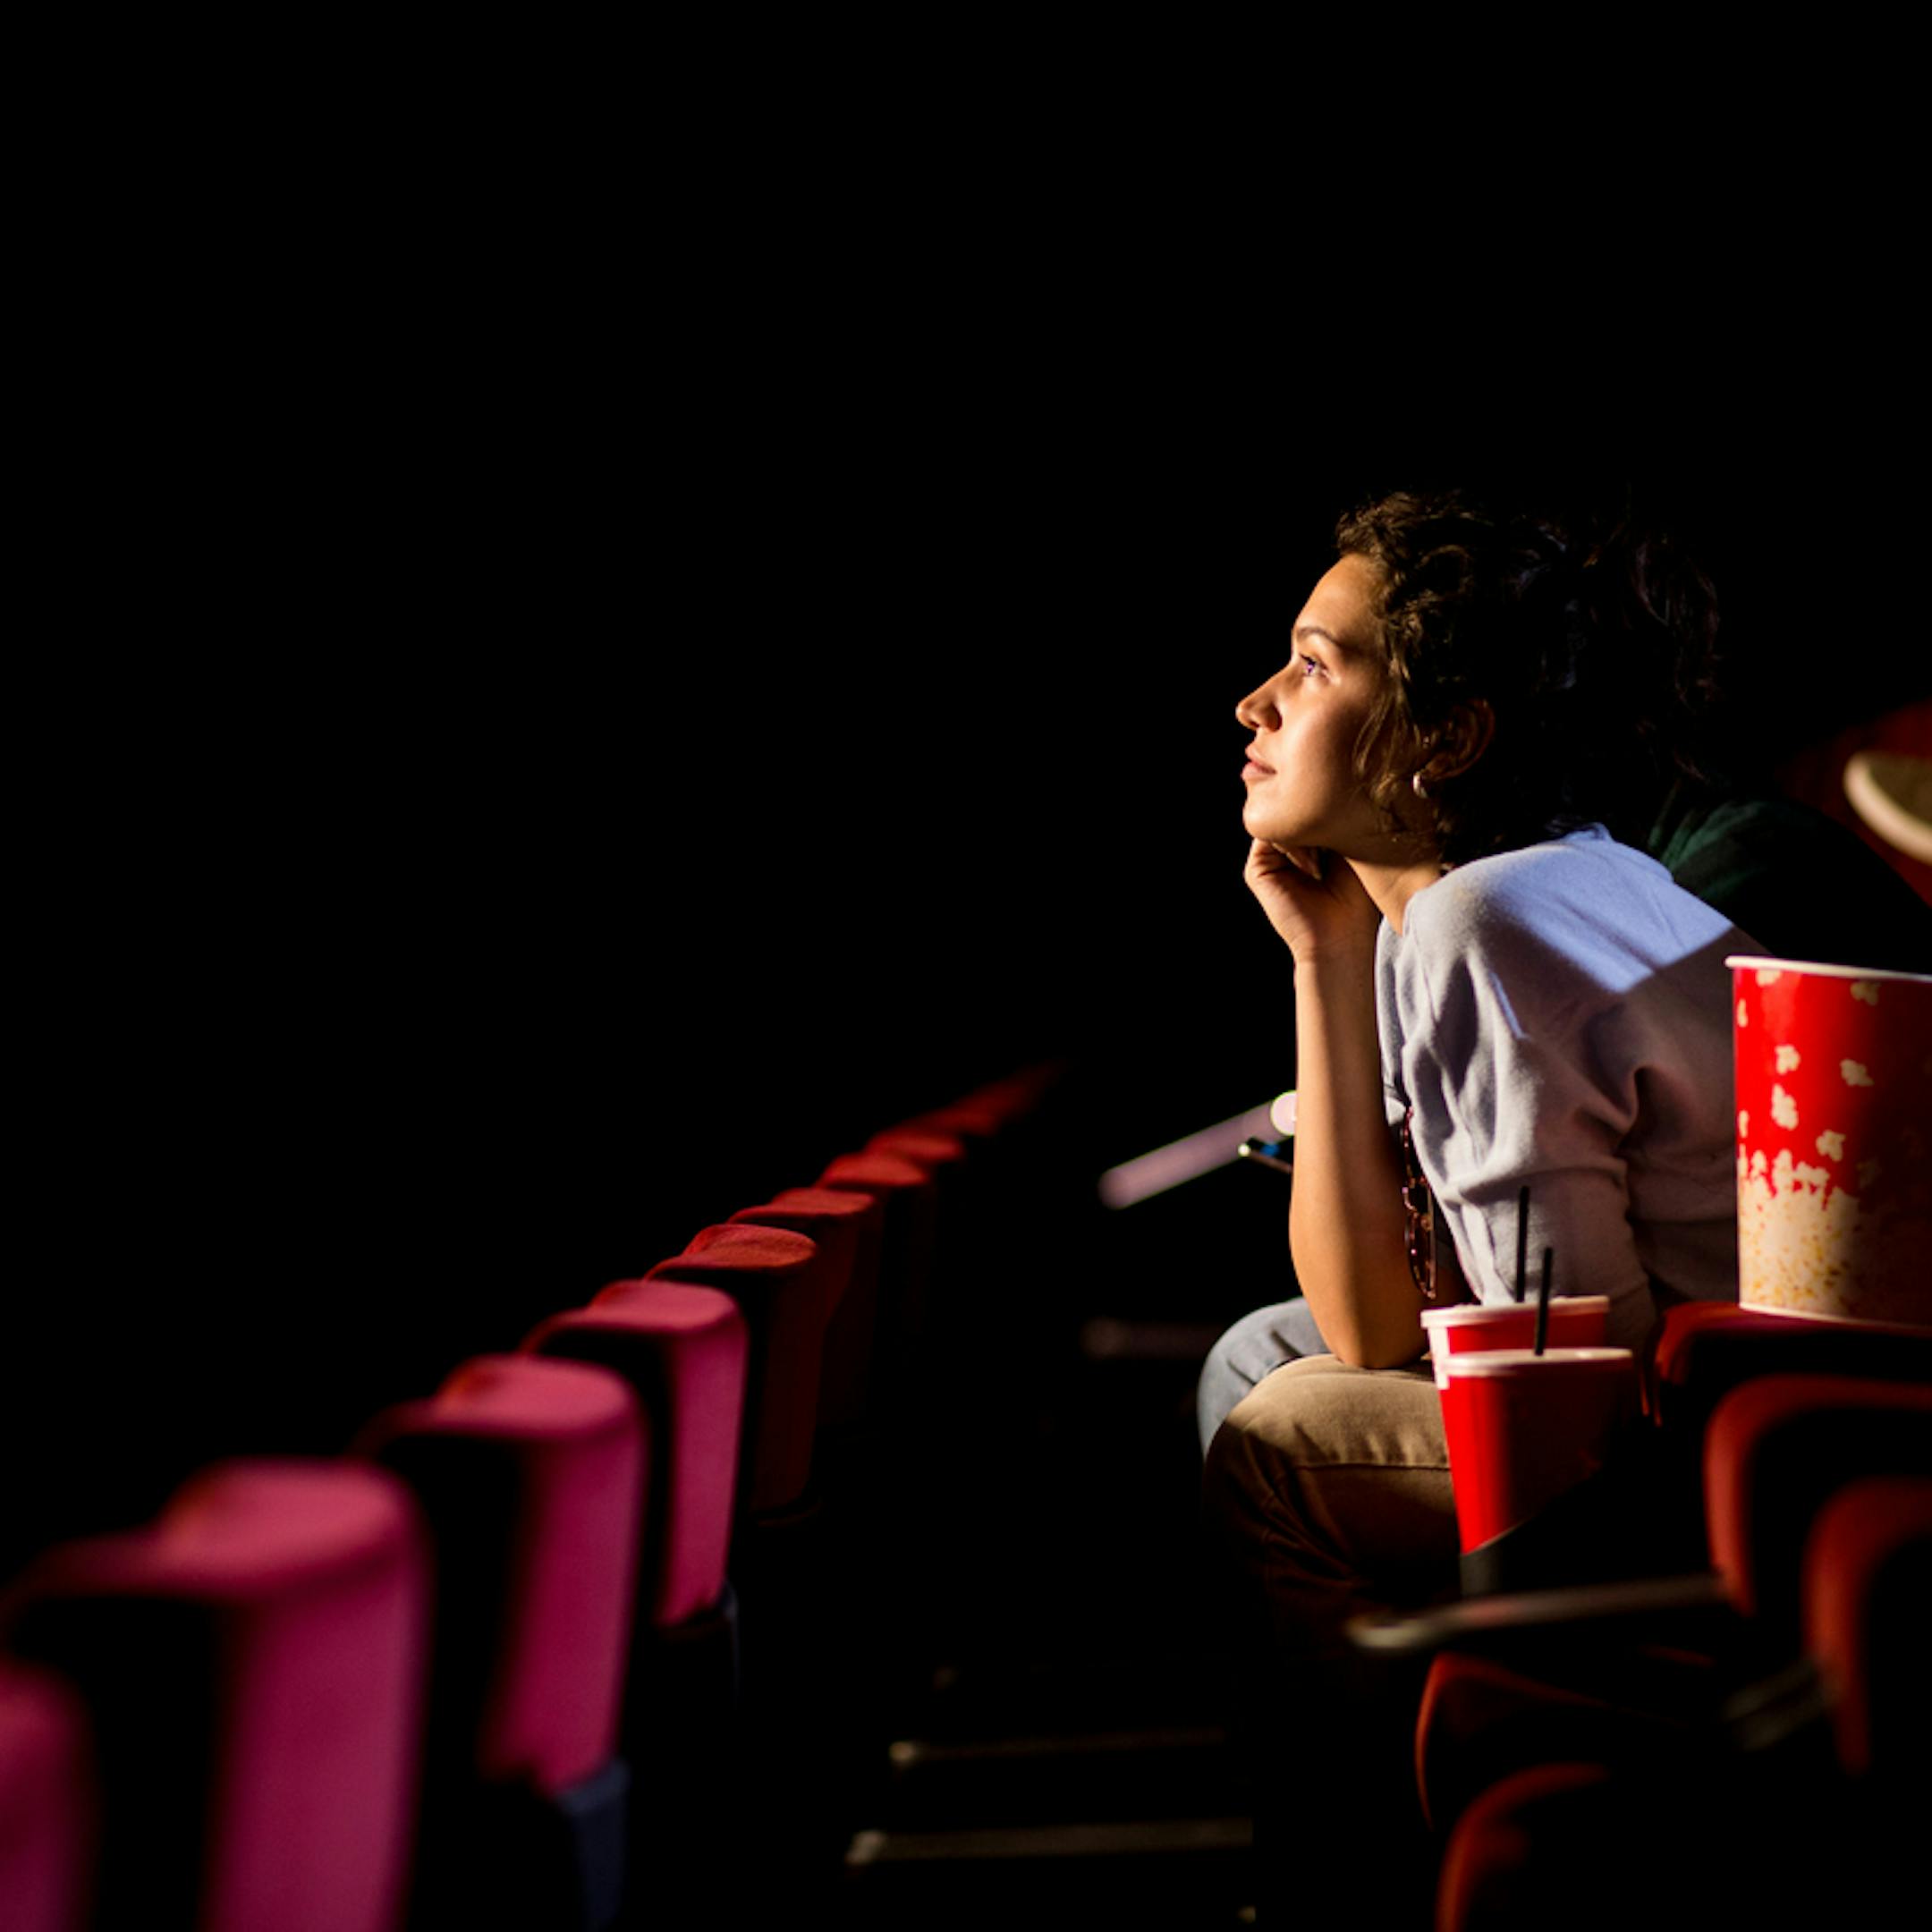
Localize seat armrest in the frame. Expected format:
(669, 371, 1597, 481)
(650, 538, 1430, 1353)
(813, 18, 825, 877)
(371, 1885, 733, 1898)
(1347, 1572, 1735, 1660)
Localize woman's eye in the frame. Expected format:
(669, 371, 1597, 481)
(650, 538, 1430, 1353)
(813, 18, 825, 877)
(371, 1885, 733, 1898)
(1298, 654, 1323, 679)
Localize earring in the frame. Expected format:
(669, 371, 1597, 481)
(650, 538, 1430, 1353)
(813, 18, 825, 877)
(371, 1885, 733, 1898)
(1411, 771, 1430, 800)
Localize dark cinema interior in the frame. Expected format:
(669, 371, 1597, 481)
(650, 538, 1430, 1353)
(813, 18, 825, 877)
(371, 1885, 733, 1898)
(5, 325, 1930, 1932)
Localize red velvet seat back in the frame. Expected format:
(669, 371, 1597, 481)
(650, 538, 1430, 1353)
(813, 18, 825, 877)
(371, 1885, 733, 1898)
(900, 1099, 1008, 1142)
(919, 1064, 1061, 1140)
(357, 1354, 643, 1795)
(1649, 1300, 1777, 1403)
(7, 1461, 427, 1932)
(649, 1224, 826, 1514)
(866, 1125, 970, 1174)
(1652, 1301, 1932, 1434)
(1802, 1473, 1932, 1778)
(726, 1191, 863, 1324)
(0, 1660, 93, 1932)
(527, 1284, 747, 1629)
(745, 1185, 884, 1428)
(1435, 1761, 1614, 1930)
(865, 1127, 975, 1258)
(1705, 1374, 1932, 1632)
(817, 1148, 938, 1377)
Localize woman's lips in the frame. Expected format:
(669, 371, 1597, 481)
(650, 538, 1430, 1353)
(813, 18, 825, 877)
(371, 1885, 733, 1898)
(1243, 747, 1276, 779)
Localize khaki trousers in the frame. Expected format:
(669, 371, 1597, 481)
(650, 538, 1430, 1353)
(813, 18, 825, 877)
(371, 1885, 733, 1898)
(1202, 1355, 1459, 1923)
(1202, 1354, 1458, 1664)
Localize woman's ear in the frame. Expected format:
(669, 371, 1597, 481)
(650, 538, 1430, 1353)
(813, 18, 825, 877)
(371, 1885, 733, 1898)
(1419, 700, 1495, 788)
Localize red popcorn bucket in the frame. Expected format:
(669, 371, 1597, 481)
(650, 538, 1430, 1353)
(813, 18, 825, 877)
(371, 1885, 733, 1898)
(1729, 956, 1932, 1329)
(1420, 1297, 1611, 1389)
(1438, 1347, 1640, 1552)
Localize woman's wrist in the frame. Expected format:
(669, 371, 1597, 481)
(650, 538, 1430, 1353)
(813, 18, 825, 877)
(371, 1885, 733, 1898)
(1292, 944, 1378, 986)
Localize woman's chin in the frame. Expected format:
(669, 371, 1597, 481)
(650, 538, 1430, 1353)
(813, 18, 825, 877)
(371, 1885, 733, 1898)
(1242, 803, 1300, 847)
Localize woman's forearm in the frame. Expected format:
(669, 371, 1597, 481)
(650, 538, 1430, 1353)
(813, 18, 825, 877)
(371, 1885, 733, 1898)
(1288, 956, 1428, 1368)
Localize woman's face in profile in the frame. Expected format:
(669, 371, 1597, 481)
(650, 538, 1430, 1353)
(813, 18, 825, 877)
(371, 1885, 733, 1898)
(1236, 553, 1394, 861)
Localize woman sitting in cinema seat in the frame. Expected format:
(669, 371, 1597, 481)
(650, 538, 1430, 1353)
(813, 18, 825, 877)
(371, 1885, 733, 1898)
(1197, 490, 1758, 1922)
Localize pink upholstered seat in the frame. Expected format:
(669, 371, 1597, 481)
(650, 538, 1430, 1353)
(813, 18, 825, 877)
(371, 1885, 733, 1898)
(357, 1353, 643, 1796)
(357, 1354, 642, 1928)
(725, 1190, 865, 1325)
(817, 1149, 939, 1383)
(733, 1186, 883, 1429)
(524, 1287, 752, 1916)
(866, 1124, 970, 1174)
(909, 1063, 1061, 1141)
(5, 1461, 427, 1932)
(0, 1660, 93, 1932)
(899, 1098, 1010, 1141)
(648, 1224, 829, 1515)
(526, 1283, 747, 1631)
(817, 1148, 935, 1212)
(741, 1174, 885, 1437)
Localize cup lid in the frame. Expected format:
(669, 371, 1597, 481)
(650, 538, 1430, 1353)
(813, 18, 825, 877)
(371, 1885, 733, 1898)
(1439, 1346, 1634, 1377)
(1420, 1297, 1609, 1328)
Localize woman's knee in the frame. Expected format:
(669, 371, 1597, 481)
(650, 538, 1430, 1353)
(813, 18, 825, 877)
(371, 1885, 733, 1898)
(1195, 1299, 1327, 1455)
(1204, 1357, 1455, 1580)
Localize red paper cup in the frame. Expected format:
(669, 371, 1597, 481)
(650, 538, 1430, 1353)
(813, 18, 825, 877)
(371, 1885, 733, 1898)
(1730, 956, 1932, 1329)
(1421, 1297, 1611, 1389)
(1438, 1347, 1639, 1552)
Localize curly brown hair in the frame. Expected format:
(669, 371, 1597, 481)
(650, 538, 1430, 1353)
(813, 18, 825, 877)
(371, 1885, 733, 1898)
(1335, 489, 1721, 867)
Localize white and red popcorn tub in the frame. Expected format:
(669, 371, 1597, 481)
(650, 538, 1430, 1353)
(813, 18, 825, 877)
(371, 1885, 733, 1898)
(1729, 956, 1932, 1329)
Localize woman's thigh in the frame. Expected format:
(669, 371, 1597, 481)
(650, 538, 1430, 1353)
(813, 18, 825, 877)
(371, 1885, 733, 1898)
(1196, 1297, 1330, 1456)
(1202, 1353, 1455, 1659)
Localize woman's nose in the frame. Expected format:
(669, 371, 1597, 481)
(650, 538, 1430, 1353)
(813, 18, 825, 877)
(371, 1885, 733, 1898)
(1235, 679, 1279, 732)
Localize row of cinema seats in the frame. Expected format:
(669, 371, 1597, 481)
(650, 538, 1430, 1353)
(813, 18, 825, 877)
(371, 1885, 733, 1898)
(0, 1063, 1063, 1932)
(1349, 1302, 1932, 1928)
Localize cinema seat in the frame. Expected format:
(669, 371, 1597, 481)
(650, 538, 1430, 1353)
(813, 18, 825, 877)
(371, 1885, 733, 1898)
(727, 1187, 877, 1432)
(647, 1224, 831, 1518)
(1435, 1473, 1932, 1928)
(866, 1124, 971, 1199)
(3, 1461, 427, 1932)
(0, 1659, 93, 1932)
(524, 1285, 748, 1915)
(1376, 1376, 1932, 1837)
(526, 1284, 744, 1632)
(1447, 1300, 1932, 1601)
(653, 1220, 868, 1889)
(1650, 1300, 1932, 1445)
(913, 1063, 1063, 1143)
(1704, 1375, 1932, 1649)
(648, 1224, 839, 1746)
(355, 1354, 644, 1931)
(1801, 1473, 1932, 1783)
(816, 1148, 940, 1386)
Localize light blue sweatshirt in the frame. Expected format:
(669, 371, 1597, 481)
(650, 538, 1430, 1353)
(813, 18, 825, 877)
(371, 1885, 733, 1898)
(1377, 825, 1758, 1351)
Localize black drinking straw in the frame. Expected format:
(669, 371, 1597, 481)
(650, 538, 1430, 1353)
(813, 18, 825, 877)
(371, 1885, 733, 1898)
(1533, 1246, 1554, 1354)
(1513, 1186, 1530, 1302)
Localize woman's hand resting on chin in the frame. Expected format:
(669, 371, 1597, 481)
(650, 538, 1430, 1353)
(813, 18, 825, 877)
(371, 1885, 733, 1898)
(1244, 839, 1384, 965)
